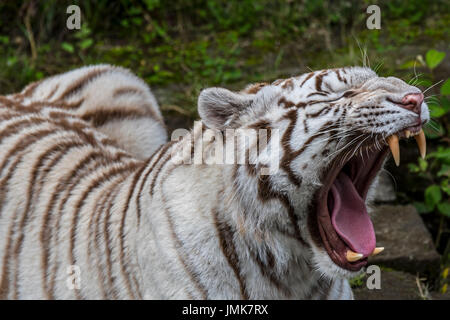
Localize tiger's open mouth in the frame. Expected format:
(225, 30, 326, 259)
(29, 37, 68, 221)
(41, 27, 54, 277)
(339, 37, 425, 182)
(313, 128, 426, 271)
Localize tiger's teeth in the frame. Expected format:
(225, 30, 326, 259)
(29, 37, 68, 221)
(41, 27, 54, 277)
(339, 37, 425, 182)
(346, 250, 364, 262)
(405, 130, 411, 138)
(371, 247, 384, 256)
(415, 129, 426, 159)
(387, 134, 400, 167)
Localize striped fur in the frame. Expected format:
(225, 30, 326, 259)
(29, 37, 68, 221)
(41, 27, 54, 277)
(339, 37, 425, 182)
(0, 65, 428, 299)
(6, 64, 167, 160)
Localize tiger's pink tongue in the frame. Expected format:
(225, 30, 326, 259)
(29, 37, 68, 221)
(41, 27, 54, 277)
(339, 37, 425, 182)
(329, 172, 376, 257)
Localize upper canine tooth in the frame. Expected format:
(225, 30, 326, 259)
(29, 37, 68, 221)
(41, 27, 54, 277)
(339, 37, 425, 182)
(387, 134, 400, 166)
(405, 130, 411, 138)
(371, 247, 384, 256)
(346, 250, 364, 262)
(415, 129, 426, 159)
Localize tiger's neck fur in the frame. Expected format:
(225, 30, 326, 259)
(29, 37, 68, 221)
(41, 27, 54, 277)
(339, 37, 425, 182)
(0, 102, 351, 300)
(133, 122, 353, 299)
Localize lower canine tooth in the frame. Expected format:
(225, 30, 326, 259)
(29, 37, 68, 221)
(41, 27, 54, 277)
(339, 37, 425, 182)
(387, 134, 400, 166)
(415, 129, 426, 159)
(371, 247, 384, 256)
(346, 250, 364, 262)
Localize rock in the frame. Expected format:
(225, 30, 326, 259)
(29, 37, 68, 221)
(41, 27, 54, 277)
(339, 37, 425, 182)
(353, 269, 450, 300)
(353, 270, 422, 300)
(431, 290, 450, 300)
(368, 205, 441, 275)
(372, 171, 396, 203)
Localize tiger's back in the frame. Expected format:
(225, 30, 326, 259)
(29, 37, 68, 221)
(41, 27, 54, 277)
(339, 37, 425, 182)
(0, 65, 166, 299)
(7, 64, 167, 159)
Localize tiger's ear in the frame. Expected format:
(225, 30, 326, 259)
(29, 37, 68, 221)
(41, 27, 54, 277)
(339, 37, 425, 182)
(198, 87, 253, 130)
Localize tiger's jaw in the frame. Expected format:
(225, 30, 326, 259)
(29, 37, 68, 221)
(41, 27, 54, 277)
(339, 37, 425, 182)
(312, 145, 388, 272)
(310, 128, 426, 274)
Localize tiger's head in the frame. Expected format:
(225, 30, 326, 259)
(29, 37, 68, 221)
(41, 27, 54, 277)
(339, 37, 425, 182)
(197, 66, 429, 279)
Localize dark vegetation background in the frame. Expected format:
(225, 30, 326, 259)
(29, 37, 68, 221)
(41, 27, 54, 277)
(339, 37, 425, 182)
(0, 0, 449, 296)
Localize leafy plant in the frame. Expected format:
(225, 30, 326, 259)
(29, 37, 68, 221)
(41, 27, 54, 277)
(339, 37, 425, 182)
(61, 23, 94, 56)
(406, 49, 449, 293)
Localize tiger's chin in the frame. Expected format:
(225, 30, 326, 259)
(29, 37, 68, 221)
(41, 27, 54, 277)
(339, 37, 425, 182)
(308, 142, 390, 278)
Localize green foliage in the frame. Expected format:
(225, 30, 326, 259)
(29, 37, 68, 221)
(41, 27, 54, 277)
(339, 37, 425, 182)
(0, 1, 448, 93)
(405, 51, 450, 272)
(438, 202, 450, 217)
(349, 272, 366, 288)
(441, 79, 450, 96)
(425, 185, 443, 211)
(62, 24, 94, 55)
(426, 50, 446, 70)
(61, 42, 74, 53)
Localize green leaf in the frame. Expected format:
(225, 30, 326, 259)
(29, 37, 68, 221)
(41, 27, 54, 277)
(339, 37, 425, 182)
(144, 0, 161, 10)
(399, 60, 419, 69)
(441, 79, 450, 96)
(429, 147, 450, 161)
(428, 103, 447, 118)
(418, 158, 428, 171)
(79, 39, 93, 50)
(349, 273, 366, 288)
(425, 49, 445, 70)
(131, 17, 143, 26)
(6, 56, 17, 66)
(0, 35, 9, 44)
(437, 202, 450, 217)
(408, 163, 420, 173)
(425, 185, 442, 208)
(74, 24, 91, 39)
(35, 71, 44, 80)
(61, 42, 75, 53)
(438, 165, 450, 177)
(441, 97, 450, 112)
(442, 186, 450, 196)
(414, 201, 434, 214)
(441, 179, 450, 195)
(399, 60, 418, 69)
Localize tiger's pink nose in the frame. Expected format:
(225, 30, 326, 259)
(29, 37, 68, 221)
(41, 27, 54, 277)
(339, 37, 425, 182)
(401, 93, 424, 115)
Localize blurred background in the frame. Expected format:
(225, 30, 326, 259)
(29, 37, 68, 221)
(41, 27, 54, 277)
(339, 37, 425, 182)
(0, 0, 449, 299)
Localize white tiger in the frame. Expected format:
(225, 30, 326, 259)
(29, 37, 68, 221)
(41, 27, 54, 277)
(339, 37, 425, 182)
(0, 65, 428, 299)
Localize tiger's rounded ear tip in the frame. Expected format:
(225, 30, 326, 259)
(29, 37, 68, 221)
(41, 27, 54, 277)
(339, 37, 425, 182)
(198, 87, 216, 104)
(199, 87, 222, 97)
